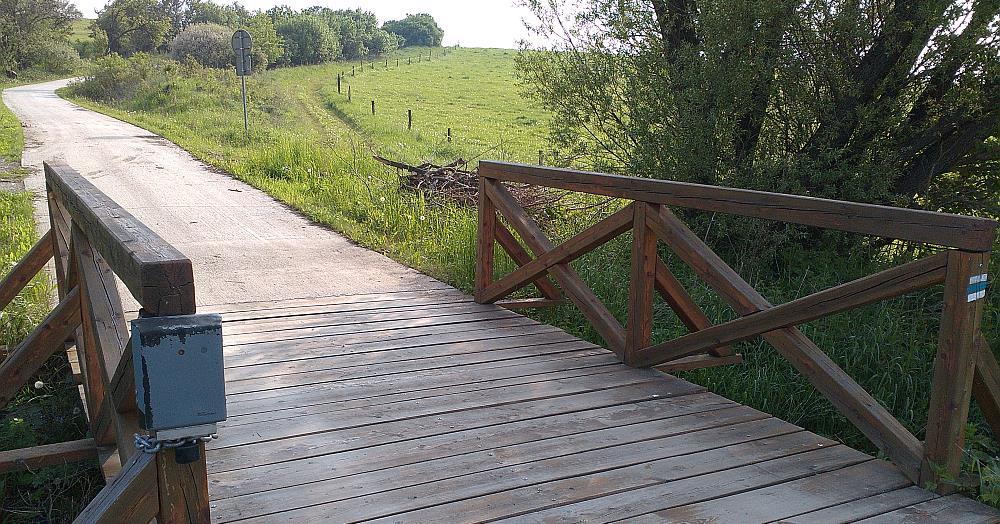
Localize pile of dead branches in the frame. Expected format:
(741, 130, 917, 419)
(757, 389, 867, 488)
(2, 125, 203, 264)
(374, 155, 561, 209)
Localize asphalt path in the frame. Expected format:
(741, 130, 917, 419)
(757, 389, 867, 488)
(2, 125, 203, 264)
(3, 79, 446, 309)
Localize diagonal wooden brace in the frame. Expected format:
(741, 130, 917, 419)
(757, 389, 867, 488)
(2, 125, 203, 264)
(654, 258, 733, 358)
(635, 251, 948, 366)
(479, 205, 634, 304)
(0, 287, 82, 409)
(973, 333, 1000, 440)
(643, 205, 924, 482)
(493, 223, 563, 301)
(0, 230, 54, 313)
(484, 179, 627, 355)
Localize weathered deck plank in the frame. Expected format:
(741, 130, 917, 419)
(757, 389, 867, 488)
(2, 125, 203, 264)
(204, 292, 1000, 523)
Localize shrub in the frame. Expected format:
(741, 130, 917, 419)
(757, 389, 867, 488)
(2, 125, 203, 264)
(18, 40, 82, 75)
(276, 15, 340, 65)
(70, 53, 153, 101)
(169, 23, 232, 69)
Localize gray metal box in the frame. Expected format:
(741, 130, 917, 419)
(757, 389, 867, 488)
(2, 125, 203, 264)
(131, 314, 226, 433)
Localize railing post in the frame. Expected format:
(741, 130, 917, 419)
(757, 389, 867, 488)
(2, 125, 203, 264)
(625, 202, 659, 365)
(156, 445, 211, 523)
(922, 249, 990, 493)
(474, 176, 496, 303)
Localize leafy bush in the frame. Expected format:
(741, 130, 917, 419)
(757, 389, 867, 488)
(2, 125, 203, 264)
(69, 53, 154, 101)
(17, 40, 81, 75)
(383, 13, 444, 47)
(276, 15, 339, 66)
(169, 23, 232, 68)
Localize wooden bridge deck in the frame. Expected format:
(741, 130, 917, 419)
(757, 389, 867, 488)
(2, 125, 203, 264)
(199, 288, 1000, 523)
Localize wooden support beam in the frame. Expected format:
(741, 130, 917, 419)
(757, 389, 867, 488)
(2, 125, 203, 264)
(655, 353, 743, 373)
(923, 250, 990, 493)
(973, 334, 1000, 440)
(474, 176, 496, 301)
(480, 205, 634, 304)
(493, 224, 562, 301)
(157, 444, 210, 523)
(653, 259, 733, 358)
(0, 438, 99, 474)
(0, 230, 54, 312)
(626, 203, 659, 364)
(496, 298, 566, 309)
(634, 251, 949, 366)
(74, 452, 158, 524)
(647, 206, 924, 481)
(0, 287, 82, 408)
(47, 190, 71, 299)
(484, 179, 626, 355)
(93, 345, 141, 467)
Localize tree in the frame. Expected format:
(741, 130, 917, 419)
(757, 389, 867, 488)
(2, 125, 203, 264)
(96, 0, 171, 55)
(0, 0, 80, 70)
(276, 14, 339, 65)
(383, 13, 443, 47)
(517, 0, 1000, 213)
(240, 12, 283, 68)
(185, 0, 247, 28)
(169, 22, 230, 68)
(303, 7, 398, 59)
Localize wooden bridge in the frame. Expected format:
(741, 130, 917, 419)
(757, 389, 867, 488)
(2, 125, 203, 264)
(1, 161, 1000, 522)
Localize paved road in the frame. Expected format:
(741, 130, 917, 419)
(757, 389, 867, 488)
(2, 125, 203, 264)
(3, 79, 445, 308)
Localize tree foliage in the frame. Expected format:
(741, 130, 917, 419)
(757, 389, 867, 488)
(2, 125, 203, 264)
(0, 0, 80, 71)
(96, 0, 171, 55)
(276, 14, 340, 66)
(383, 13, 444, 47)
(517, 0, 1000, 214)
(302, 7, 400, 59)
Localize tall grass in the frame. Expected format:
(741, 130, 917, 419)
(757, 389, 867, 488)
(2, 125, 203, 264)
(64, 49, 1000, 503)
(0, 96, 24, 163)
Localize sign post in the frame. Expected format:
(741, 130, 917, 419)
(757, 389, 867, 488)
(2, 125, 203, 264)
(232, 30, 252, 137)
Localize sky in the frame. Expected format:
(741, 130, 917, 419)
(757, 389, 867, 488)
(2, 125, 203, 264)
(73, 0, 542, 49)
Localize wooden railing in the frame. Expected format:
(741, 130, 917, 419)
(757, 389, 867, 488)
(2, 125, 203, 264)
(0, 161, 208, 522)
(475, 160, 1000, 493)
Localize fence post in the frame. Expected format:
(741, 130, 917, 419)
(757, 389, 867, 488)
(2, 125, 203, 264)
(447, 128, 452, 143)
(625, 202, 659, 364)
(922, 249, 991, 493)
(337, 74, 341, 94)
(348, 85, 351, 102)
(408, 109, 412, 130)
(371, 100, 376, 116)
(474, 177, 496, 302)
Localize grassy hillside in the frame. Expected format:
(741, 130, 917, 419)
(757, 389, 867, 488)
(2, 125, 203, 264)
(63, 48, 1000, 503)
(315, 47, 549, 164)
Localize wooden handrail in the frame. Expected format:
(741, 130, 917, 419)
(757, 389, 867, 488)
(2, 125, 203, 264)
(44, 161, 195, 316)
(479, 161, 998, 252)
(1, 161, 210, 521)
(475, 161, 1000, 495)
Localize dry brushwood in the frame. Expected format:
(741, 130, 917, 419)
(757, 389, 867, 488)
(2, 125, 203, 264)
(374, 155, 562, 209)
